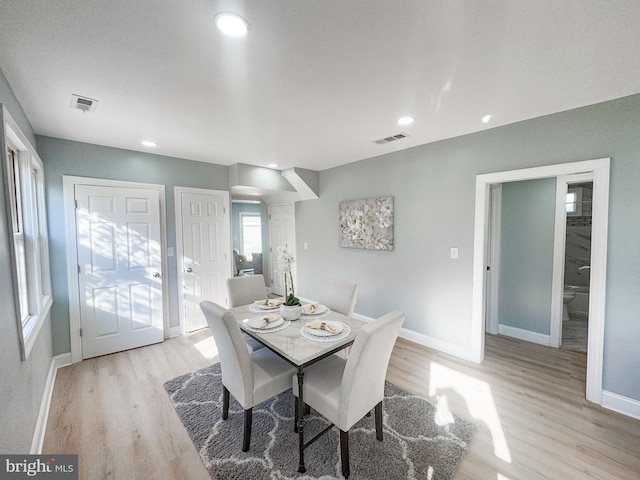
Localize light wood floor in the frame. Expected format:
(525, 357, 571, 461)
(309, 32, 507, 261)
(43, 331, 640, 480)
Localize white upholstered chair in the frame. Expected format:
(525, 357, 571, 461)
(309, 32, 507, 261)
(319, 277, 359, 316)
(293, 310, 404, 478)
(226, 274, 268, 353)
(200, 301, 296, 452)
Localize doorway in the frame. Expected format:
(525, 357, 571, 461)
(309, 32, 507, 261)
(472, 158, 610, 404)
(561, 180, 593, 353)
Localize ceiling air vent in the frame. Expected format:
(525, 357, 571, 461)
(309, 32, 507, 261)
(70, 94, 99, 113)
(373, 132, 409, 145)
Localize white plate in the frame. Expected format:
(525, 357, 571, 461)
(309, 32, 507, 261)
(248, 315, 284, 329)
(301, 304, 328, 315)
(304, 320, 344, 337)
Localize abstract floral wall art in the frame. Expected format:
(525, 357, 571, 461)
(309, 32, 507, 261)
(339, 196, 394, 250)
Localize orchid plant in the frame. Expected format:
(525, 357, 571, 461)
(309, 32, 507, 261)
(276, 246, 300, 306)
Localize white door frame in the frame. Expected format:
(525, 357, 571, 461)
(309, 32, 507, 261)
(471, 158, 610, 404)
(63, 176, 168, 364)
(174, 186, 232, 334)
(485, 185, 502, 335)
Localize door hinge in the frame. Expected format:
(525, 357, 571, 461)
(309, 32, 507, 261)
(223, 206, 226, 214)
(486, 266, 491, 271)
(269, 214, 271, 220)
(224, 253, 227, 259)
(78, 265, 81, 274)
(79, 328, 83, 337)
(74, 200, 78, 209)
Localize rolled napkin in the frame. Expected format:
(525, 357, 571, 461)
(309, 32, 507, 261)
(302, 303, 318, 315)
(254, 298, 284, 307)
(306, 319, 339, 334)
(259, 313, 280, 328)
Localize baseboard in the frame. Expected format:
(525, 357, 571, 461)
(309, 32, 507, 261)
(498, 324, 550, 346)
(602, 390, 640, 420)
(352, 312, 475, 362)
(167, 325, 181, 338)
(31, 353, 72, 454)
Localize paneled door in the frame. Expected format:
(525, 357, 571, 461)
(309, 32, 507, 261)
(76, 185, 164, 359)
(177, 189, 230, 332)
(269, 203, 295, 296)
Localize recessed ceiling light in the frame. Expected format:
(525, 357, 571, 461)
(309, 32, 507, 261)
(268, 163, 279, 168)
(397, 116, 415, 126)
(141, 140, 157, 148)
(482, 114, 492, 124)
(215, 12, 249, 38)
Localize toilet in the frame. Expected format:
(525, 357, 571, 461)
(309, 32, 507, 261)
(563, 287, 577, 322)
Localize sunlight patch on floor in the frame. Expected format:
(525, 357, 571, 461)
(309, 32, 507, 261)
(429, 362, 511, 463)
(193, 336, 219, 360)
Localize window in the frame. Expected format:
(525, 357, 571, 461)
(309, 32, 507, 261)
(2, 106, 52, 360)
(566, 187, 583, 216)
(240, 213, 262, 260)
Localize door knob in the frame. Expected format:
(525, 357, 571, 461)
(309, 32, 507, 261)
(186, 267, 193, 273)
(153, 272, 162, 278)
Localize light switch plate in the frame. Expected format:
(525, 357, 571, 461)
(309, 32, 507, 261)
(450, 247, 459, 259)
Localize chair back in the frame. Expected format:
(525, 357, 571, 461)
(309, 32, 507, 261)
(319, 278, 359, 316)
(339, 310, 404, 430)
(200, 301, 254, 407)
(227, 274, 267, 307)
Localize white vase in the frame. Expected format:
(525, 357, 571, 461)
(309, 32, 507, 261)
(280, 304, 302, 321)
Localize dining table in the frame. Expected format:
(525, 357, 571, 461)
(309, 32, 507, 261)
(228, 300, 365, 474)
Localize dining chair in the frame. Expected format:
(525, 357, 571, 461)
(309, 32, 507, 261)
(293, 310, 405, 478)
(319, 277, 359, 316)
(227, 274, 268, 352)
(200, 301, 297, 452)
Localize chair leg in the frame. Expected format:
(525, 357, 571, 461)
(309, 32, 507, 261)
(294, 397, 299, 433)
(242, 408, 253, 452)
(222, 386, 230, 420)
(340, 430, 350, 478)
(375, 401, 383, 441)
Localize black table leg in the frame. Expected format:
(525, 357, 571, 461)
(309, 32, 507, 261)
(297, 367, 306, 473)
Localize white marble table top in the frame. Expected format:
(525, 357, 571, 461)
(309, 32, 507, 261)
(229, 303, 365, 367)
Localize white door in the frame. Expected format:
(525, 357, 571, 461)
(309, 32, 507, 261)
(177, 190, 230, 332)
(269, 204, 295, 295)
(76, 185, 164, 359)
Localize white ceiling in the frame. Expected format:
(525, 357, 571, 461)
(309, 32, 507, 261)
(1, 1, 639, 172)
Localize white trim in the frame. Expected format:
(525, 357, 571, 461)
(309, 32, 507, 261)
(30, 353, 72, 454)
(168, 326, 181, 338)
(471, 158, 610, 405)
(353, 312, 475, 361)
(63, 176, 169, 363)
(601, 391, 640, 421)
(399, 327, 475, 361)
(498, 324, 550, 346)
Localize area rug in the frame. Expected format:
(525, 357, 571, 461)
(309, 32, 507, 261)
(164, 363, 476, 480)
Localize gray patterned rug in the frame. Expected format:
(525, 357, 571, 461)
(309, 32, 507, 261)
(164, 363, 476, 480)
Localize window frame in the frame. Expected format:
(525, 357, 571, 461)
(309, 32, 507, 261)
(1, 105, 52, 360)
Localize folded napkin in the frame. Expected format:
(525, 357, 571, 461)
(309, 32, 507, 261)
(254, 298, 284, 307)
(302, 303, 318, 315)
(306, 320, 339, 334)
(259, 313, 280, 328)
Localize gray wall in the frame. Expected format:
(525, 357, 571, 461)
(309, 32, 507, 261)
(499, 179, 556, 334)
(296, 94, 640, 402)
(36, 136, 229, 355)
(0, 68, 53, 452)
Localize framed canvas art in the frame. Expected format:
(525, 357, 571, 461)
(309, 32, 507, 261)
(339, 196, 394, 250)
